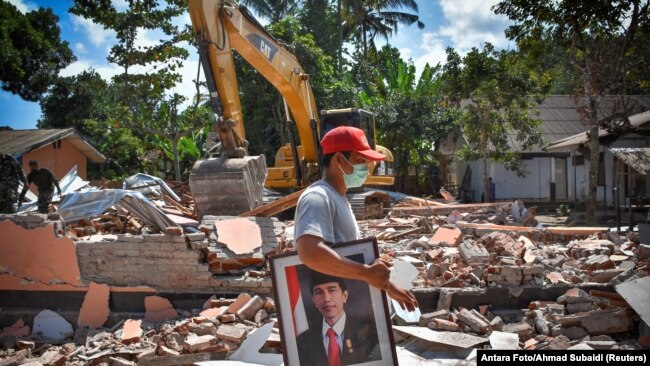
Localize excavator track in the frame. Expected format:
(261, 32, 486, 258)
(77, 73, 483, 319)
(347, 190, 392, 220)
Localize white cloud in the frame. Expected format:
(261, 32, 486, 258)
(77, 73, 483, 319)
(58, 59, 123, 80)
(413, 32, 448, 72)
(437, 0, 512, 52)
(71, 15, 116, 47)
(6, 0, 33, 13)
(74, 42, 87, 54)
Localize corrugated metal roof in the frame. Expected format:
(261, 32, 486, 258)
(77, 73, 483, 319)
(610, 148, 650, 175)
(505, 95, 650, 153)
(0, 128, 106, 163)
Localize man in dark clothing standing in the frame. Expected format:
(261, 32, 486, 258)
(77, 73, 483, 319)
(19, 160, 61, 214)
(0, 154, 27, 214)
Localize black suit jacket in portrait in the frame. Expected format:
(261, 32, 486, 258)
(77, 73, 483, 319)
(295, 315, 381, 366)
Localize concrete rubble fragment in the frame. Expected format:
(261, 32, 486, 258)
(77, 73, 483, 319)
(77, 282, 110, 329)
(31, 310, 73, 342)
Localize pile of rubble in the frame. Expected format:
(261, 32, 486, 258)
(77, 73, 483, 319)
(359, 214, 649, 289)
(0, 294, 280, 366)
(411, 286, 640, 351)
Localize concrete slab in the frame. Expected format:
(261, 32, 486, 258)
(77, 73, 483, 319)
(488, 331, 519, 350)
(215, 218, 262, 255)
(77, 282, 110, 329)
(228, 323, 283, 366)
(393, 326, 488, 349)
(615, 276, 650, 325)
(31, 309, 73, 341)
(391, 259, 419, 291)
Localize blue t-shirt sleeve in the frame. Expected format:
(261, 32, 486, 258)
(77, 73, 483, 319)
(294, 190, 335, 243)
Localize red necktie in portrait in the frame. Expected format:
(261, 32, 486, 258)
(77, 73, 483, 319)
(327, 328, 341, 366)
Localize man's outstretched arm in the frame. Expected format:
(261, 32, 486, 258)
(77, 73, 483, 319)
(297, 234, 418, 311)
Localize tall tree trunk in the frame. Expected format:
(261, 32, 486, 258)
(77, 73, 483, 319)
(481, 129, 488, 203)
(362, 22, 368, 60)
(587, 123, 600, 225)
(337, 0, 342, 72)
(172, 138, 181, 182)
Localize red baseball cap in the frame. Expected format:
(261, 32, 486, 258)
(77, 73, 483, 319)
(320, 126, 385, 161)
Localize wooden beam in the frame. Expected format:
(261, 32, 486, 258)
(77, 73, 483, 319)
(240, 189, 305, 217)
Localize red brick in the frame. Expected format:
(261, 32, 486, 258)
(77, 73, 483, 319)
(165, 226, 183, 236)
(183, 335, 217, 352)
(227, 293, 252, 314)
(200, 306, 228, 320)
(428, 319, 460, 332)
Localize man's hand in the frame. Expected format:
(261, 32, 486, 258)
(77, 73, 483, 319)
(386, 282, 418, 312)
(363, 258, 393, 291)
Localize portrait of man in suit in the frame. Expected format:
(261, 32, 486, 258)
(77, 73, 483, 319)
(296, 269, 380, 366)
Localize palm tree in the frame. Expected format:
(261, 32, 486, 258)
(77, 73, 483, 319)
(341, 0, 425, 59)
(238, 0, 299, 23)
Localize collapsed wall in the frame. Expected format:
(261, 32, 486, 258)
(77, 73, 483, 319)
(0, 214, 279, 299)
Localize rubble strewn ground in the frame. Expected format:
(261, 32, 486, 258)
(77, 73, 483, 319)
(2, 179, 649, 364)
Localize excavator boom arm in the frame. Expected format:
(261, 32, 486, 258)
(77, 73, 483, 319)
(188, 0, 320, 162)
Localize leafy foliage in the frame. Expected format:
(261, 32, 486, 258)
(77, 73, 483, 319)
(441, 44, 545, 197)
(0, 1, 74, 101)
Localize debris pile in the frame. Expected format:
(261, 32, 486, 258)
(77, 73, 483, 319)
(408, 287, 641, 351)
(0, 294, 281, 366)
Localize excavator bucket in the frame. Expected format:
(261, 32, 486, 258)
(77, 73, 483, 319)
(189, 155, 267, 218)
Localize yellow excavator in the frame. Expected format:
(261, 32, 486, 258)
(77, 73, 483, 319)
(188, 0, 394, 217)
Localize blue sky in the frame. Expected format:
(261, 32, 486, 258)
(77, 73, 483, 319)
(1, 0, 512, 130)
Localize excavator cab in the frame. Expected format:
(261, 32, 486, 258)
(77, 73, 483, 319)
(319, 109, 395, 186)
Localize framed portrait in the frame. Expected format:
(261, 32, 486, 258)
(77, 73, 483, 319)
(270, 237, 398, 366)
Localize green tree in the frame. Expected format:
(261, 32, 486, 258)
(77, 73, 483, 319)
(494, 0, 650, 223)
(442, 44, 545, 201)
(240, 0, 298, 23)
(136, 94, 214, 181)
(0, 1, 74, 101)
(37, 70, 108, 131)
(341, 0, 424, 59)
(360, 45, 453, 193)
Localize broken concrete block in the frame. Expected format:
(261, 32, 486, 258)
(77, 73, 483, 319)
(121, 319, 143, 344)
(557, 288, 590, 304)
(165, 226, 183, 236)
(543, 335, 571, 350)
(200, 306, 228, 320)
(459, 242, 490, 265)
(216, 324, 248, 344)
(38, 350, 66, 366)
(584, 340, 617, 350)
(184, 334, 217, 352)
(566, 302, 598, 314)
(219, 314, 237, 323)
(187, 322, 217, 336)
(0, 349, 27, 366)
(227, 293, 252, 314)
(254, 309, 268, 324)
(236, 295, 264, 321)
(429, 227, 462, 246)
(427, 319, 460, 332)
(489, 331, 519, 350)
(551, 325, 588, 340)
(436, 290, 453, 311)
(502, 322, 533, 340)
(263, 297, 275, 313)
(144, 296, 178, 323)
(159, 345, 181, 356)
(164, 332, 186, 352)
(77, 282, 110, 329)
(458, 308, 490, 334)
(16, 340, 35, 350)
(584, 254, 615, 270)
(32, 309, 73, 341)
(533, 310, 549, 335)
(418, 310, 450, 326)
(576, 309, 632, 335)
(490, 316, 504, 331)
(638, 244, 650, 259)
